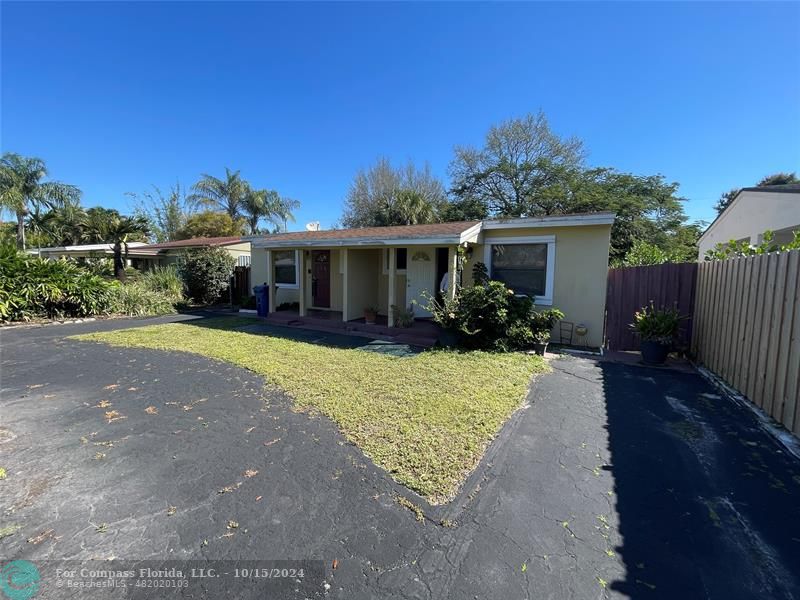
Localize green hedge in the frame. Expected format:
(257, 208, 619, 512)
(0, 246, 185, 322)
(0, 246, 116, 321)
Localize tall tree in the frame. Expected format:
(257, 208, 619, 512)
(239, 186, 300, 234)
(129, 183, 196, 242)
(569, 168, 699, 263)
(190, 168, 247, 219)
(341, 158, 447, 228)
(714, 171, 799, 215)
(449, 111, 585, 217)
(0, 153, 81, 249)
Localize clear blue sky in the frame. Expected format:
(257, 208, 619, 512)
(3, 1, 799, 229)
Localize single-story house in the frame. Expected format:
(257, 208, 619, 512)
(698, 184, 800, 259)
(249, 212, 614, 347)
(31, 236, 252, 270)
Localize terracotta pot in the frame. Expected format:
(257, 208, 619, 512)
(364, 310, 377, 325)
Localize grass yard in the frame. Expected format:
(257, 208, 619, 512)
(75, 318, 548, 503)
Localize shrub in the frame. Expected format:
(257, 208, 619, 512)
(392, 304, 415, 328)
(427, 279, 564, 351)
(141, 265, 184, 302)
(0, 245, 116, 321)
(529, 308, 566, 344)
(109, 281, 177, 317)
(630, 302, 683, 344)
(177, 247, 236, 304)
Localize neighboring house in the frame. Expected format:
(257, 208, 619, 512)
(29, 242, 162, 270)
(31, 236, 252, 269)
(249, 213, 614, 347)
(698, 184, 800, 259)
(145, 236, 252, 267)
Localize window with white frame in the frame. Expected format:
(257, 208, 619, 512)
(382, 248, 408, 273)
(484, 236, 555, 305)
(274, 250, 298, 287)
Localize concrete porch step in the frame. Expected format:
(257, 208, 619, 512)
(262, 315, 439, 348)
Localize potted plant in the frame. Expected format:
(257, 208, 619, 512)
(630, 303, 682, 365)
(529, 308, 565, 355)
(532, 329, 550, 356)
(364, 306, 378, 324)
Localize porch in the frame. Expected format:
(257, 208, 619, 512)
(263, 308, 442, 348)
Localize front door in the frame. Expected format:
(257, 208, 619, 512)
(406, 248, 435, 317)
(312, 250, 330, 308)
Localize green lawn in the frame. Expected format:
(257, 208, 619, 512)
(74, 318, 548, 503)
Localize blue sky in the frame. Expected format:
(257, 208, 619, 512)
(3, 1, 799, 229)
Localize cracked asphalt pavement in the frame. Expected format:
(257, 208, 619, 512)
(1, 315, 799, 599)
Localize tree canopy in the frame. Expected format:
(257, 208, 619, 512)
(129, 183, 196, 242)
(449, 111, 585, 218)
(340, 158, 448, 228)
(175, 211, 246, 240)
(0, 152, 81, 249)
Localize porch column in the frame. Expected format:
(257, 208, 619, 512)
(298, 249, 306, 317)
(266, 249, 276, 314)
(387, 247, 396, 327)
(447, 246, 458, 301)
(341, 248, 349, 322)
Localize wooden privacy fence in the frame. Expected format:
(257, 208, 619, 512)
(232, 266, 251, 302)
(605, 263, 698, 351)
(692, 250, 800, 435)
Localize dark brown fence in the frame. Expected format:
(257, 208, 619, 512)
(605, 263, 698, 351)
(232, 266, 251, 302)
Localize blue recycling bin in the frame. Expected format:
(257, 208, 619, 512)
(253, 285, 269, 317)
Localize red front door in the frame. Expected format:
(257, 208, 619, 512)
(312, 250, 331, 308)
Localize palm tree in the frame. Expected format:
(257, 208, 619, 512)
(191, 168, 247, 220)
(85, 213, 150, 279)
(272, 196, 300, 232)
(240, 186, 271, 235)
(0, 153, 81, 249)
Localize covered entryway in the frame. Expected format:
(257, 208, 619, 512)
(311, 250, 331, 308)
(406, 247, 436, 317)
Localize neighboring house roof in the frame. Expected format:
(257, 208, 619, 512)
(249, 213, 615, 248)
(737, 183, 800, 195)
(699, 185, 800, 242)
(30, 242, 160, 257)
(145, 236, 246, 250)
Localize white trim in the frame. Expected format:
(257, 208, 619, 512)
(483, 234, 555, 245)
(458, 222, 483, 244)
(382, 247, 408, 274)
(483, 236, 555, 306)
(481, 213, 614, 230)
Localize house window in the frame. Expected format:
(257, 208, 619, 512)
(484, 236, 555, 305)
(383, 248, 408, 273)
(274, 250, 298, 287)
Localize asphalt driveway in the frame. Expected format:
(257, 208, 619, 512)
(1, 315, 799, 599)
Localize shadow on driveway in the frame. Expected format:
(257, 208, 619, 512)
(598, 360, 800, 599)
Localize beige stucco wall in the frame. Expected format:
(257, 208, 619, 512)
(250, 247, 299, 306)
(465, 224, 612, 347)
(345, 249, 380, 320)
(698, 191, 800, 258)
